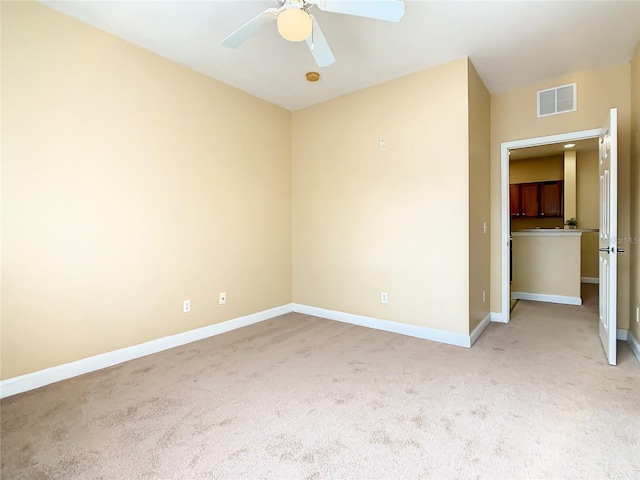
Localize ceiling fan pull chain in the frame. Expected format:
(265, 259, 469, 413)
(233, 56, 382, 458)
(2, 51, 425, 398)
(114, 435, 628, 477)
(311, 20, 315, 51)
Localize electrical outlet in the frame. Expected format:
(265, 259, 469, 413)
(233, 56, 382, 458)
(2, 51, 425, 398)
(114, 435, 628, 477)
(381, 292, 388, 304)
(183, 300, 190, 313)
(379, 136, 386, 148)
(482, 291, 486, 303)
(219, 292, 227, 305)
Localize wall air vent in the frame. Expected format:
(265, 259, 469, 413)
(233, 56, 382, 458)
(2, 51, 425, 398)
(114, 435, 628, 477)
(537, 83, 577, 118)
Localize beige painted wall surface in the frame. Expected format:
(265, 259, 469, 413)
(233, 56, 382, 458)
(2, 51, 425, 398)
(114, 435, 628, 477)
(576, 150, 600, 229)
(292, 58, 471, 334)
(512, 218, 565, 231)
(1, 2, 292, 379)
(580, 234, 599, 279)
(468, 60, 491, 331)
(511, 234, 581, 298)
(576, 149, 599, 278)
(630, 43, 640, 341)
(509, 155, 564, 184)
(564, 151, 577, 223)
(491, 63, 632, 328)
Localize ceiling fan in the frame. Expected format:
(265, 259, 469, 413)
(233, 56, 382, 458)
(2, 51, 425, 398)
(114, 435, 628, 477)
(221, 0, 405, 68)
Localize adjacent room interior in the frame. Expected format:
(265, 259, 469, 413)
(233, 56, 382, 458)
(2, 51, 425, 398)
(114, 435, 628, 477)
(509, 138, 600, 309)
(1, 1, 640, 478)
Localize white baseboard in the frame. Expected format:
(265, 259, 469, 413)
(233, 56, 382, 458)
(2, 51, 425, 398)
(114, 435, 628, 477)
(628, 330, 640, 364)
(0, 304, 293, 399)
(616, 329, 629, 341)
(490, 311, 506, 323)
(511, 291, 582, 306)
(292, 304, 481, 348)
(470, 314, 492, 346)
(581, 277, 599, 284)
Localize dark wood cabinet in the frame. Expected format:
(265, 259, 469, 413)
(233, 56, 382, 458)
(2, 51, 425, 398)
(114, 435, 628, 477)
(539, 181, 563, 217)
(520, 183, 539, 217)
(509, 185, 521, 217)
(510, 180, 563, 218)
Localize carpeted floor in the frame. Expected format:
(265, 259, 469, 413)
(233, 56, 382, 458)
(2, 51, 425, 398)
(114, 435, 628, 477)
(2, 291, 639, 479)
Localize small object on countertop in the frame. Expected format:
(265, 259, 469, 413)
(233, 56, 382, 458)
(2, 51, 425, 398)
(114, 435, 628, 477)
(565, 217, 578, 228)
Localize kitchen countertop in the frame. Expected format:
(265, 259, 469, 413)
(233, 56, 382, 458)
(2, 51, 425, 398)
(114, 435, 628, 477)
(512, 228, 598, 236)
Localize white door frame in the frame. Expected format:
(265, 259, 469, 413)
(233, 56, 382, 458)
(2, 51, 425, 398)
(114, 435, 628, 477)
(499, 128, 602, 323)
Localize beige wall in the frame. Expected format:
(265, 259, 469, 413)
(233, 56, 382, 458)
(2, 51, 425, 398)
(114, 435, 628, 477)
(1, 2, 293, 379)
(564, 151, 577, 223)
(511, 233, 582, 298)
(468, 60, 492, 331)
(509, 155, 564, 183)
(292, 58, 472, 334)
(511, 218, 565, 231)
(576, 149, 599, 278)
(491, 64, 632, 329)
(576, 150, 600, 229)
(580, 234, 599, 279)
(630, 43, 640, 341)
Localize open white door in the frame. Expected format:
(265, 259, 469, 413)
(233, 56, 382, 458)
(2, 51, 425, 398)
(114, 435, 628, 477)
(598, 108, 618, 365)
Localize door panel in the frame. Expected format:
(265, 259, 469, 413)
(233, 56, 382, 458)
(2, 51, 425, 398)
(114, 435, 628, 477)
(520, 183, 539, 217)
(510, 184, 521, 217)
(598, 108, 618, 366)
(540, 181, 563, 217)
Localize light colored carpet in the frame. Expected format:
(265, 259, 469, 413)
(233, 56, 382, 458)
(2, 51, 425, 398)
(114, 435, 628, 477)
(2, 293, 639, 479)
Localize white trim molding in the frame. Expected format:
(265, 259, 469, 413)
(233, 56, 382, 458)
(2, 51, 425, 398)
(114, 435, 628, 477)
(616, 329, 628, 341)
(511, 292, 582, 306)
(490, 311, 506, 323)
(293, 304, 488, 348)
(628, 331, 640, 364)
(470, 314, 492, 346)
(0, 304, 293, 399)
(580, 277, 599, 284)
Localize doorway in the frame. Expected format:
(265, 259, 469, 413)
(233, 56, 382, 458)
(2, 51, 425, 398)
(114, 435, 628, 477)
(499, 128, 602, 324)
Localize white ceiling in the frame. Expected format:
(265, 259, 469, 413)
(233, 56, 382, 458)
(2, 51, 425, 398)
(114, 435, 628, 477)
(39, 1, 640, 111)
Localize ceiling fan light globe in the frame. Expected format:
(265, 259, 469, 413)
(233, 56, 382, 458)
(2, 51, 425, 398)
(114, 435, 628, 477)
(277, 8, 312, 42)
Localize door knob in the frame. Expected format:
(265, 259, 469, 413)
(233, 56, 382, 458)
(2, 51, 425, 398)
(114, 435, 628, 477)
(617, 248, 625, 253)
(599, 247, 610, 252)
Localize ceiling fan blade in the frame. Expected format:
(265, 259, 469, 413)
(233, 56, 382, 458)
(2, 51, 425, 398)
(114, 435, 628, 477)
(309, 0, 405, 22)
(221, 7, 279, 48)
(305, 15, 335, 67)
